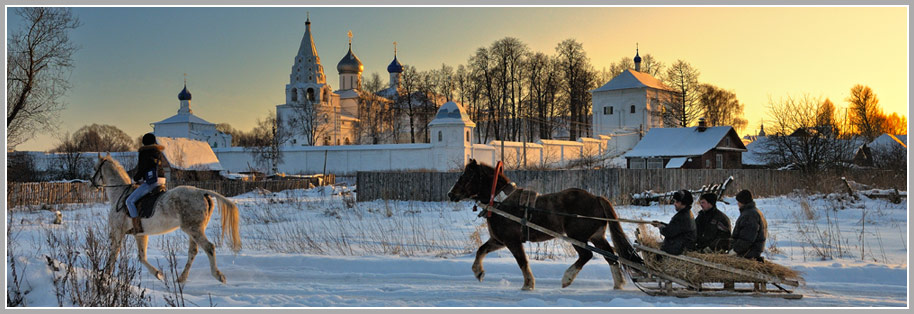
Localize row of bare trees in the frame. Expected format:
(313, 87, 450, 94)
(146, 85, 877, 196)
(761, 84, 907, 172)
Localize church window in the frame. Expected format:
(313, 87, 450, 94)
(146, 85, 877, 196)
(466, 131, 470, 142)
(705, 159, 711, 168)
(604, 106, 613, 115)
(307, 88, 315, 102)
(630, 105, 636, 114)
(725, 137, 731, 146)
(292, 89, 298, 101)
(309, 76, 313, 81)
(438, 131, 443, 142)
(345, 138, 351, 145)
(716, 154, 723, 169)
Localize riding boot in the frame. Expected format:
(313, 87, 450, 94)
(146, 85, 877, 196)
(126, 217, 144, 234)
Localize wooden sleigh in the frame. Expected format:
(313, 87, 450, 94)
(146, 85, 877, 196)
(628, 229, 802, 299)
(478, 203, 803, 299)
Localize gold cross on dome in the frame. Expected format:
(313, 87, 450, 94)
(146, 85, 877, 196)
(347, 30, 353, 45)
(394, 41, 398, 55)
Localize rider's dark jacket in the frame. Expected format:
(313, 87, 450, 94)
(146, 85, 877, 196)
(134, 144, 166, 184)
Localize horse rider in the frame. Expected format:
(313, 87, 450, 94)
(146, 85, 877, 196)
(730, 189, 768, 262)
(651, 190, 697, 256)
(125, 133, 167, 234)
(694, 193, 732, 253)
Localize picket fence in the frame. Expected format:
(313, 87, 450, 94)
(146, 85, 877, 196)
(6, 175, 334, 209)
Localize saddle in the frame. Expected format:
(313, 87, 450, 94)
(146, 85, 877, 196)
(118, 185, 167, 218)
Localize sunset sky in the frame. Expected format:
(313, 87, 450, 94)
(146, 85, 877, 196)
(6, 6, 908, 151)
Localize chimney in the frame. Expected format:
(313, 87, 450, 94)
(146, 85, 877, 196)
(697, 117, 707, 132)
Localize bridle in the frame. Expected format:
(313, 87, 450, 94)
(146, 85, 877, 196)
(90, 158, 132, 189)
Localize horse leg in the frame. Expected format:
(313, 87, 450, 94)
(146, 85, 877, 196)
(135, 235, 164, 281)
(591, 235, 626, 289)
(187, 230, 226, 284)
(562, 237, 594, 288)
(505, 241, 534, 291)
(104, 229, 125, 276)
(177, 238, 198, 283)
(472, 238, 505, 282)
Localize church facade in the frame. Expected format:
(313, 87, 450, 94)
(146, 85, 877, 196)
(152, 83, 232, 148)
(276, 16, 404, 147)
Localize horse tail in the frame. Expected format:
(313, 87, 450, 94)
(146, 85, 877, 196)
(203, 190, 242, 253)
(599, 196, 643, 264)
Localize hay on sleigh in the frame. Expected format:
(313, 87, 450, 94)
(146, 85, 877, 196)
(635, 225, 801, 285)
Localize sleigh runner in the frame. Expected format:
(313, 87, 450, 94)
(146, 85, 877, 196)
(476, 203, 803, 299)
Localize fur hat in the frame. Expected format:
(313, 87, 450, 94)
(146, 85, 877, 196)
(736, 189, 753, 204)
(142, 133, 157, 145)
(673, 190, 693, 205)
(700, 193, 717, 204)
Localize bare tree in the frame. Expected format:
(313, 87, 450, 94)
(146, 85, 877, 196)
(847, 84, 885, 141)
(284, 98, 331, 147)
(397, 65, 422, 143)
(698, 84, 747, 132)
(555, 39, 596, 140)
(53, 124, 134, 152)
(7, 8, 81, 149)
(246, 112, 288, 175)
(663, 60, 703, 127)
(640, 53, 664, 78)
(52, 132, 90, 179)
(606, 56, 633, 78)
(882, 112, 907, 135)
(762, 94, 858, 172)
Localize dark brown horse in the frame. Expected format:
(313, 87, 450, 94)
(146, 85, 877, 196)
(447, 159, 642, 291)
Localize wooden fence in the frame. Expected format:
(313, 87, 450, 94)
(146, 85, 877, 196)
(6, 175, 335, 209)
(356, 169, 906, 204)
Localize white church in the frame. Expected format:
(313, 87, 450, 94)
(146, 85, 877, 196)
(156, 14, 679, 174)
(275, 16, 405, 147)
(152, 83, 233, 148)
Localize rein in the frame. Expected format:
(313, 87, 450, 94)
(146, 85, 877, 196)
(478, 161, 505, 218)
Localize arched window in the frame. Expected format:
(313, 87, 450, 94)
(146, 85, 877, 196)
(344, 138, 351, 145)
(307, 88, 315, 102)
(466, 131, 470, 142)
(438, 131, 443, 142)
(291, 88, 298, 102)
(630, 105, 636, 114)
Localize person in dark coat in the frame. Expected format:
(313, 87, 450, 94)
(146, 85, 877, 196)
(694, 193, 732, 253)
(730, 189, 767, 261)
(125, 133, 167, 234)
(651, 190, 697, 255)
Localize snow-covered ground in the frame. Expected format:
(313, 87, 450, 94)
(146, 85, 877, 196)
(6, 185, 908, 307)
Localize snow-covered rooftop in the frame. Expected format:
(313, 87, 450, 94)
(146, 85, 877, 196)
(428, 101, 475, 127)
(156, 136, 223, 171)
(538, 139, 584, 146)
(591, 69, 672, 92)
(487, 140, 544, 148)
(153, 112, 215, 126)
(624, 126, 746, 158)
(870, 134, 907, 149)
(742, 136, 771, 166)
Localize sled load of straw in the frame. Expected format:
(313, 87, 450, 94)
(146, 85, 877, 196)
(635, 225, 802, 285)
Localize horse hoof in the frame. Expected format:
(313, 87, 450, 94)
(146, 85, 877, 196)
(522, 285, 535, 291)
(217, 273, 226, 284)
(474, 271, 485, 282)
(155, 272, 164, 281)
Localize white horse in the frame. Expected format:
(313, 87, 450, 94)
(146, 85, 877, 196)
(91, 153, 241, 283)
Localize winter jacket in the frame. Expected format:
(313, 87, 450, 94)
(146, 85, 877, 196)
(134, 144, 167, 184)
(659, 205, 697, 255)
(731, 202, 767, 259)
(694, 206, 732, 252)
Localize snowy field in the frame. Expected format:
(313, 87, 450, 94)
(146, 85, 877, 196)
(6, 185, 909, 307)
